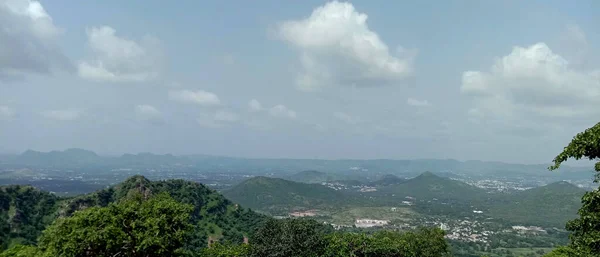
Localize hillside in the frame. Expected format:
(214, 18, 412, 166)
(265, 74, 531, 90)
(489, 181, 586, 227)
(14, 148, 100, 167)
(378, 172, 487, 202)
(224, 176, 359, 214)
(369, 174, 406, 186)
(0, 185, 59, 248)
(287, 170, 332, 184)
(0, 176, 268, 251)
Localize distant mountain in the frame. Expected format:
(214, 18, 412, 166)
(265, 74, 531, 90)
(287, 170, 333, 184)
(369, 174, 406, 186)
(223, 176, 357, 213)
(489, 181, 586, 227)
(13, 148, 100, 166)
(1, 176, 268, 250)
(378, 171, 487, 201)
(116, 153, 186, 166)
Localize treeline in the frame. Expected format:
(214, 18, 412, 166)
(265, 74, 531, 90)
(0, 192, 449, 257)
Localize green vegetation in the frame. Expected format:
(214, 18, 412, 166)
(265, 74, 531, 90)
(0, 185, 58, 249)
(0, 177, 451, 257)
(377, 172, 487, 202)
(223, 176, 364, 214)
(545, 121, 600, 256)
(287, 170, 335, 184)
(1, 175, 268, 252)
(489, 181, 584, 227)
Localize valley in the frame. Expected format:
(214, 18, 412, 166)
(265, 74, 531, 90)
(0, 149, 592, 256)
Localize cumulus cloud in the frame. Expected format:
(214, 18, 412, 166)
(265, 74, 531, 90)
(214, 110, 238, 122)
(461, 42, 600, 127)
(134, 104, 163, 123)
(268, 105, 297, 119)
(196, 110, 238, 128)
(248, 99, 297, 119)
(406, 98, 431, 107)
(277, 1, 415, 91)
(40, 109, 83, 121)
(168, 90, 220, 106)
(0, 106, 15, 120)
(333, 111, 360, 124)
(78, 26, 163, 82)
(248, 99, 262, 112)
(0, 0, 70, 80)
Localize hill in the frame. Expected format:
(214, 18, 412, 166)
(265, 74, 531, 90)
(489, 181, 586, 227)
(223, 176, 359, 214)
(13, 148, 100, 167)
(286, 170, 333, 184)
(378, 171, 487, 202)
(0, 176, 268, 251)
(369, 174, 406, 186)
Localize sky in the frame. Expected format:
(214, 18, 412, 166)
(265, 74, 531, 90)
(0, 0, 599, 163)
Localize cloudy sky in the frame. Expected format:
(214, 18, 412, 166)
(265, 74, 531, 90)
(1, 0, 599, 163)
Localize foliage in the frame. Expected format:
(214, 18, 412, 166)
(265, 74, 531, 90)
(249, 218, 331, 257)
(199, 242, 251, 257)
(549, 122, 600, 175)
(0, 244, 43, 257)
(38, 192, 194, 257)
(547, 121, 600, 256)
(224, 176, 360, 212)
(323, 228, 449, 257)
(0, 185, 58, 249)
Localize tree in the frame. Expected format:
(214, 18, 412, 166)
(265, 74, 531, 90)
(250, 218, 330, 257)
(38, 192, 194, 257)
(0, 245, 43, 257)
(323, 228, 449, 257)
(549, 122, 600, 256)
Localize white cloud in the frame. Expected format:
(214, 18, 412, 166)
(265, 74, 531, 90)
(78, 26, 163, 82)
(333, 111, 360, 125)
(41, 109, 82, 121)
(249, 99, 297, 120)
(268, 105, 297, 119)
(0, 0, 70, 79)
(168, 90, 220, 106)
(406, 98, 431, 107)
(461, 42, 600, 127)
(0, 106, 15, 120)
(134, 104, 162, 123)
(277, 1, 414, 91)
(248, 99, 262, 112)
(214, 110, 238, 122)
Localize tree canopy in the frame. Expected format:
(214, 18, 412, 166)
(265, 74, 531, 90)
(39, 192, 194, 257)
(546, 122, 600, 256)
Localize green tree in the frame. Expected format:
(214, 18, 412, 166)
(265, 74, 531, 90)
(549, 122, 600, 256)
(0, 245, 43, 257)
(250, 218, 330, 257)
(38, 192, 194, 257)
(200, 242, 250, 257)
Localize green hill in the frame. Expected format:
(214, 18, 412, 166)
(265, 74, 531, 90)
(0, 176, 268, 251)
(287, 170, 333, 184)
(370, 174, 406, 186)
(378, 171, 487, 201)
(489, 181, 585, 227)
(223, 176, 358, 214)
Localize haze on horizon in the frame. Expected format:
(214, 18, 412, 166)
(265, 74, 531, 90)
(1, 0, 599, 164)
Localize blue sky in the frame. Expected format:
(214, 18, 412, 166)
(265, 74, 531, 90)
(1, 0, 599, 163)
